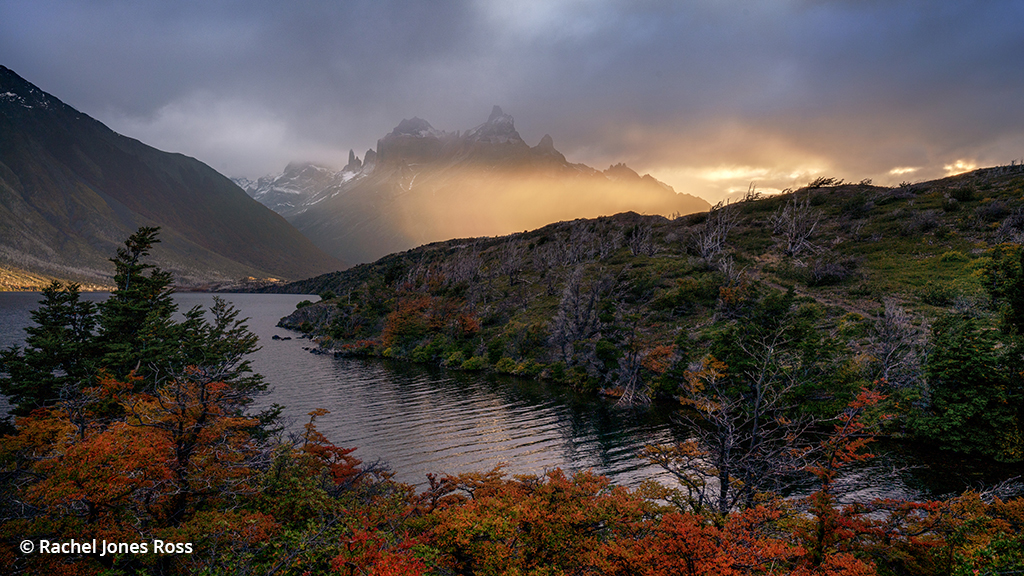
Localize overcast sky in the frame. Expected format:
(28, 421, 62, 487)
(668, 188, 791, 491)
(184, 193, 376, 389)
(3, 0, 1023, 202)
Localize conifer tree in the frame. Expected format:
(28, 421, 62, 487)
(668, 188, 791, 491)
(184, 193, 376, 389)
(97, 226, 177, 380)
(1, 227, 267, 417)
(0, 281, 98, 414)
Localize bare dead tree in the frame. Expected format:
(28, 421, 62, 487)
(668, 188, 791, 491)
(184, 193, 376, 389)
(692, 202, 740, 263)
(548, 266, 612, 366)
(997, 207, 1024, 244)
(614, 317, 652, 407)
(442, 243, 482, 285)
(643, 356, 810, 516)
(496, 237, 527, 286)
(870, 298, 925, 389)
(716, 256, 746, 286)
(598, 227, 624, 260)
(615, 349, 648, 406)
(531, 243, 565, 296)
(626, 222, 655, 256)
(768, 196, 822, 256)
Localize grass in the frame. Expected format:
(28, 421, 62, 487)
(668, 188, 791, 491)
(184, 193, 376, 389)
(276, 163, 1024, 394)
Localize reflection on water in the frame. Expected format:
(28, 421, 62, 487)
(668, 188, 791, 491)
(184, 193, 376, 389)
(0, 292, 683, 488)
(0, 292, 949, 496)
(264, 356, 684, 487)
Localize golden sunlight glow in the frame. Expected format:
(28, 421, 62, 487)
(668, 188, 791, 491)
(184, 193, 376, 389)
(943, 160, 976, 176)
(888, 166, 918, 175)
(694, 165, 770, 181)
(391, 167, 705, 244)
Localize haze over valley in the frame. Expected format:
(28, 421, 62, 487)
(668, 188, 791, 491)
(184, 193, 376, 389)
(235, 106, 709, 264)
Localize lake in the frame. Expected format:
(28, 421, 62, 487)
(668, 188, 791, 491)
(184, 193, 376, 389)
(2, 291, 971, 498)
(0, 292, 686, 488)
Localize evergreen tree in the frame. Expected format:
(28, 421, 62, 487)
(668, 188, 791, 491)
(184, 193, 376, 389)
(96, 226, 178, 380)
(984, 243, 1024, 336)
(1, 227, 268, 419)
(0, 281, 98, 414)
(914, 313, 1022, 461)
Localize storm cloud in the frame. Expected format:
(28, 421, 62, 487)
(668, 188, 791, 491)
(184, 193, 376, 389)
(3, 0, 1022, 201)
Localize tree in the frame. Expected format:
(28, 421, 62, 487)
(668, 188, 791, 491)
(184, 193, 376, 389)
(0, 281, 98, 414)
(797, 389, 886, 572)
(97, 226, 178, 380)
(693, 202, 740, 263)
(2, 228, 267, 412)
(868, 298, 924, 389)
(768, 195, 822, 257)
(645, 287, 850, 516)
(549, 266, 613, 368)
(913, 312, 1022, 461)
(643, 356, 808, 517)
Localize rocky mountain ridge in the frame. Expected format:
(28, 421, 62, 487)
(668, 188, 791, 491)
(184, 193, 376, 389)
(236, 106, 710, 265)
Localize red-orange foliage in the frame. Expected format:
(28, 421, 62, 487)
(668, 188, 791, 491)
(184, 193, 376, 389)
(641, 344, 675, 374)
(5, 373, 1024, 576)
(381, 296, 432, 347)
(380, 295, 479, 348)
(301, 408, 361, 486)
(0, 371, 279, 574)
(331, 528, 427, 576)
(794, 389, 888, 574)
(418, 468, 652, 575)
(601, 505, 803, 576)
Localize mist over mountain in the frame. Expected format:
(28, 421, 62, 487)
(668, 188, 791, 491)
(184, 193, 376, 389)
(236, 106, 711, 264)
(0, 66, 343, 289)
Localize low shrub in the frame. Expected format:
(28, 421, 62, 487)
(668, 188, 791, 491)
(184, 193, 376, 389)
(977, 199, 1011, 222)
(939, 250, 970, 263)
(900, 210, 941, 235)
(495, 357, 518, 374)
(950, 186, 976, 202)
(513, 359, 544, 377)
(920, 281, 957, 306)
(460, 355, 488, 371)
(807, 256, 860, 286)
(444, 350, 466, 368)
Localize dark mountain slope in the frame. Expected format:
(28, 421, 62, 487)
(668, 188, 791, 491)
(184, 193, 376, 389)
(0, 65, 343, 288)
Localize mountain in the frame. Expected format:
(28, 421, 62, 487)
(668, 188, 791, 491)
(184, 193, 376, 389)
(236, 106, 710, 264)
(0, 65, 343, 289)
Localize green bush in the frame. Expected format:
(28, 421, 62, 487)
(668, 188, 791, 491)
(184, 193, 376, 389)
(939, 250, 970, 263)
(410, 343, 432, 363)
(950, 186, 976, 202)
(838, 312, 869, 339)
(565, 366, 596, 392)
(460, 356, 488, 371)
(296, 299, 313, 309)
(919, 281, 957, 306)
(513, 360, 544, 378)
(595, 339, 621, 370)
(444, 350, 466, 368)
(487, 339, 506, 364)
(495, 357, 518, 374)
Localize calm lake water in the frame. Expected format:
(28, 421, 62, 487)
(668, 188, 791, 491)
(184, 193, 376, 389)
(0, 292, 685, 488)
(2, 291, 977, 498)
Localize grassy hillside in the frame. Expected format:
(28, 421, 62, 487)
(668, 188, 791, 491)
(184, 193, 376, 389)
(277, 164, 1024, 458)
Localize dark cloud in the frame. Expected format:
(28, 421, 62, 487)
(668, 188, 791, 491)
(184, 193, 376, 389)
(2, 0, 1022, 200)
